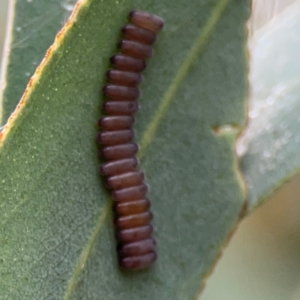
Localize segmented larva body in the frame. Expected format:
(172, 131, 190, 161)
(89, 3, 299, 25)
(97, 11, 164, 270)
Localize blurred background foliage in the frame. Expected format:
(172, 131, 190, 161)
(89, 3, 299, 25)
(1, 0, 300, 299)
(202, 1, 300, 299)
(0, 0, 8, 72)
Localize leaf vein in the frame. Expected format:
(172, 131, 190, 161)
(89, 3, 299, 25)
(138, 0, 231, 158)
(63, 200, 112, 300)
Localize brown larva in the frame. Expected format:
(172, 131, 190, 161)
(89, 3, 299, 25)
(98, 10, 164, 270)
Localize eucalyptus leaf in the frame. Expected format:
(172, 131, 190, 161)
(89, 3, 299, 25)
(0, 0, 77, 126)
(0, 0, 249, 299)
(239, 1, 300, 211)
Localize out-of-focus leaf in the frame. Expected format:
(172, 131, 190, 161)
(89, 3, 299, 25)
(0, 0, 77, 125)
(239, 1, 300, 211)
(0, 0, 249, 299)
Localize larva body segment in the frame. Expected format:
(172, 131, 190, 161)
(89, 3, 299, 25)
(120, 252, 157, 269)
(100, 143, 139, 161)
(107, 70, 143, 87)
(110, 55, 146, 72)
(122, 25, 157, 45)
(98, 11, 164, 270)
(102, 101, 139, 115)
(100, 157, 139, 177)
(117, 225, 153, 243)
(116, 212, 153, 229)
(97, 129, 135, 146)
(120, 238, 156, 257)
(106, 171, 145, 190)
(103, 85, 140, 101)
(130, 11, 164, 33)
(112, 184, 148, 202)
(99, 116, 135, 131)
(118, 40, 154, 59)
(115, 199, 150, 216)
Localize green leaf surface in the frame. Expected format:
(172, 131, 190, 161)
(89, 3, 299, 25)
(239, 2, 300, 211)
(0, 0, 249, 299)
(0, 0, 77, 126)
